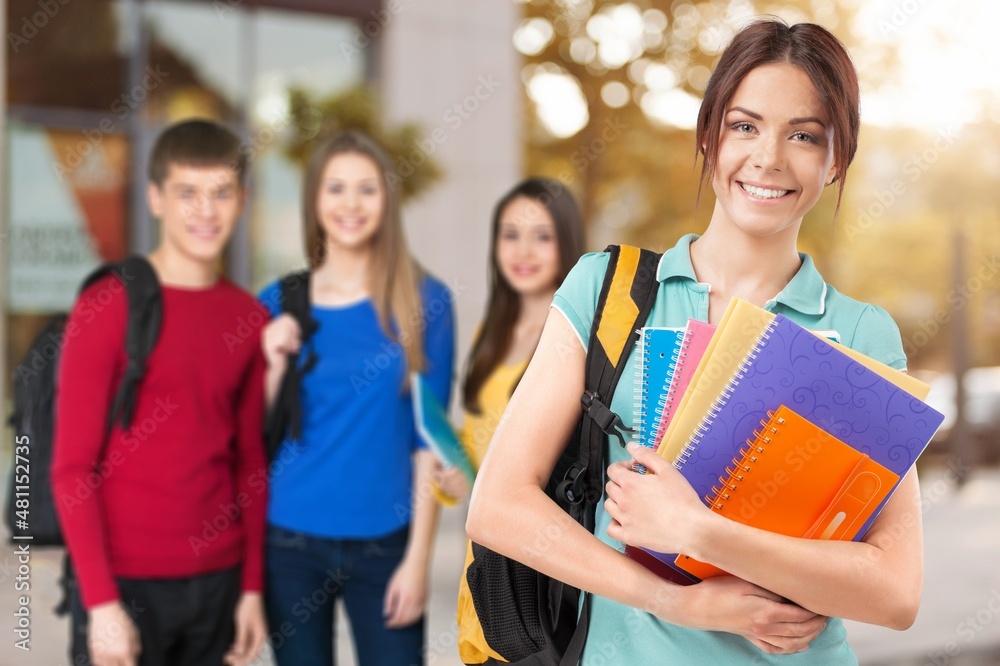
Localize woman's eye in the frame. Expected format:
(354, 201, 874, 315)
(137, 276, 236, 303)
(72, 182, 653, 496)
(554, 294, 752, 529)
(792, 131, 817, 144)
(732, 122, 755, 133)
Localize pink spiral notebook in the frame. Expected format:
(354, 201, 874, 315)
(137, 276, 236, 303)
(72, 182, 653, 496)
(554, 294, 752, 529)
(650, 320, 716, 451)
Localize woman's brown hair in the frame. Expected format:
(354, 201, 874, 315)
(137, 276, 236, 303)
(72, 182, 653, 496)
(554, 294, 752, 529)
(302, 130, 426, 377)
(462, 178, 585, 414)
(696, 19, 860, 214)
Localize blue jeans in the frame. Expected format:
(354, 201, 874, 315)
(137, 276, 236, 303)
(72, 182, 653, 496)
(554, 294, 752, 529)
(265, 524, 424, 666)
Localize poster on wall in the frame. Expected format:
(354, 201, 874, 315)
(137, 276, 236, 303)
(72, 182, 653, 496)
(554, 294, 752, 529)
(6, 123, 128, 312)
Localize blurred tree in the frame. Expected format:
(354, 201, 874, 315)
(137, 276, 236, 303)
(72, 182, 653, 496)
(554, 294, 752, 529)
(283, 85, 444, 202)
(832, 123, 1000, 370)
(515, 0, 1000, 375)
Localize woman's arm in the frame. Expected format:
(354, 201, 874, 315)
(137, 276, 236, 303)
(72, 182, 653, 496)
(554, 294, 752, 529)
(385, 448, 440, 627)
(467, 310, 828, 653)
(386, 276, 454, 625)
(607, 445, 923, 630)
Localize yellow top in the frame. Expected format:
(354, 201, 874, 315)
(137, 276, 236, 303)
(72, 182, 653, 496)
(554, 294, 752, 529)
(459, 360, 528, 469)
(432, 359, 527, 507)
(453, 360, 529, 663)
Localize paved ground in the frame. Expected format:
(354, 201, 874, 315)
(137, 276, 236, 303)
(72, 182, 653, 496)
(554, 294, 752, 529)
(2, 464, 999, 665)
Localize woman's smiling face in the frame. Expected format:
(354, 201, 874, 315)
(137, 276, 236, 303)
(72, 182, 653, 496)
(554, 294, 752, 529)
(710, 62, 838, 240)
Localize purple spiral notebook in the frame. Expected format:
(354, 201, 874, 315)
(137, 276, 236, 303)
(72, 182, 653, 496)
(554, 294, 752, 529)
(643, 314, 944, 578)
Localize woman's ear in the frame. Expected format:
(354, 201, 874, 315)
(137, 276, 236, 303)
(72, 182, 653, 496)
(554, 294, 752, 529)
(825, 163, 839, 187)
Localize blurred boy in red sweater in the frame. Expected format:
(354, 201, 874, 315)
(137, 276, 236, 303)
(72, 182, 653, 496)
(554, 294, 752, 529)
(53, 119, 268, 666)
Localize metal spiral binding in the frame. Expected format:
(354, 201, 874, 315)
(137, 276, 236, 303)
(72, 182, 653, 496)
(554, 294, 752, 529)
(661, 330, 693, 414)
(672, 320, 778, 471)
(632, 328, 651, 448)
(649, 334, 685, 440)
(705, 411, 784, 509)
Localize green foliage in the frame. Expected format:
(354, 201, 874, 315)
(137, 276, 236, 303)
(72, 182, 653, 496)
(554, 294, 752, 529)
(283, 85, 444, 201)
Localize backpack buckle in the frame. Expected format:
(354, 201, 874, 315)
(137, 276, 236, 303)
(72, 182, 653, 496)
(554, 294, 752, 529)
(555, 462, 587, 506)
(580, 390, 634, 448)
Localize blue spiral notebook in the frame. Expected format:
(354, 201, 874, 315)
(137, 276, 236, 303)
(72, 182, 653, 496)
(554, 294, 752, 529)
(633, 327, 685, 450)
(639, 314, 944, 579)
(411, 373, 476, 483)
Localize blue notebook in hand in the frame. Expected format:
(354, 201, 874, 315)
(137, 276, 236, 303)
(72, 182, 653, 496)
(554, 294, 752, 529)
(411, 373, 476, 483)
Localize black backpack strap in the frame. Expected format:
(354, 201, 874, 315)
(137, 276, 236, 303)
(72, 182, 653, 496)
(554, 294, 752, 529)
(281, 270, 316, 340)
(80, 255, 162, 431)
(282, 270, 317, 442)
(265, 270, 319, 459)
(555, 245, 662, 519)
(558, 244, 661, 666)
(581, 245, 661, 504)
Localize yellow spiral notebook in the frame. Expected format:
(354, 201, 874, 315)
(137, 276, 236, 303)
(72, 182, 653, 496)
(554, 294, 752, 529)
(674, 405, 900, 581)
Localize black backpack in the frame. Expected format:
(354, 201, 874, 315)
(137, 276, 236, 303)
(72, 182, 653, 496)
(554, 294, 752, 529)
(263, 270, 319, 461)
(460, 245, 662, 665)
(6, 256, 162, 546)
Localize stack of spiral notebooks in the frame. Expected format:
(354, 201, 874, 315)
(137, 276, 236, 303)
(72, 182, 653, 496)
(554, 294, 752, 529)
(625, 298, 945, 583)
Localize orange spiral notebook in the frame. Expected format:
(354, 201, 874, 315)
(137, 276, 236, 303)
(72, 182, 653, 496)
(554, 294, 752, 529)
(674, 405, 901, 581)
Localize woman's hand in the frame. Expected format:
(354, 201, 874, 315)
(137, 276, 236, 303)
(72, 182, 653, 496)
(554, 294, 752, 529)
(383, 556, 427, 628)
(605, 442, 714, 555)
(612, 444, 828, 653)
(433, 466, 471, 504)
(669, 576, 828, 654)
(262, 314, 301, 368)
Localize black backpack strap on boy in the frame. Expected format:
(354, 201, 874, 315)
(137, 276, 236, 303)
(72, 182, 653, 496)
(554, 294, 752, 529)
(264, 270, 319, 461)
(6, 255, 161, 548)
(85, 256, 163, 432)
(462, 244, 661, 666)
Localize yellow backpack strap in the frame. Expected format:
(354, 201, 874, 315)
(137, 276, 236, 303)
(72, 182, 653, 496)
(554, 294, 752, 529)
(555, 243, 662, 511)
(553, 244, 661, 666)
(595, 244, 643, 368)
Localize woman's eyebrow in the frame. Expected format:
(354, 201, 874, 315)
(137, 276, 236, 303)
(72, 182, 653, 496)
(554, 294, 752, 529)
(726, 105, 762, 120)
(727, 106, 827, 128)
(790, 116, 826, 127)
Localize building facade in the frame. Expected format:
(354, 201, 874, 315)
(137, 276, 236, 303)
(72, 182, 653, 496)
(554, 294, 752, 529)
(1, 0, 520, 407)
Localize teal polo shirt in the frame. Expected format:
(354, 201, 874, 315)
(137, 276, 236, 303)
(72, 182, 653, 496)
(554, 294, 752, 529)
(551, 234, 906, 665)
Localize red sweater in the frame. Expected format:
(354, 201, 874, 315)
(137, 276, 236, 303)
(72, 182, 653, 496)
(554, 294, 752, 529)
(52, 275, 268, 610)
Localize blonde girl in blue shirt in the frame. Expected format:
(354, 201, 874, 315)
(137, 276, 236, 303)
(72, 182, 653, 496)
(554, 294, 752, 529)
(261, 131, 455, 665)
(467, 19, 921, 664)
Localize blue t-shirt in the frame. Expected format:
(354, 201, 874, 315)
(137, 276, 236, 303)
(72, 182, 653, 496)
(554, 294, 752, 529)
(259, 274, 455, 539)
(551, 235, 907, 665)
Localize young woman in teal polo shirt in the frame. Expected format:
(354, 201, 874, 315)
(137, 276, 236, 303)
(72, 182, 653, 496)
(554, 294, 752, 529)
(467, 19, 921, 665)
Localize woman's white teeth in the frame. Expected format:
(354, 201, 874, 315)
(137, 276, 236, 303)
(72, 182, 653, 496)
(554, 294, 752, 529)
(742, 183, 789, 199)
